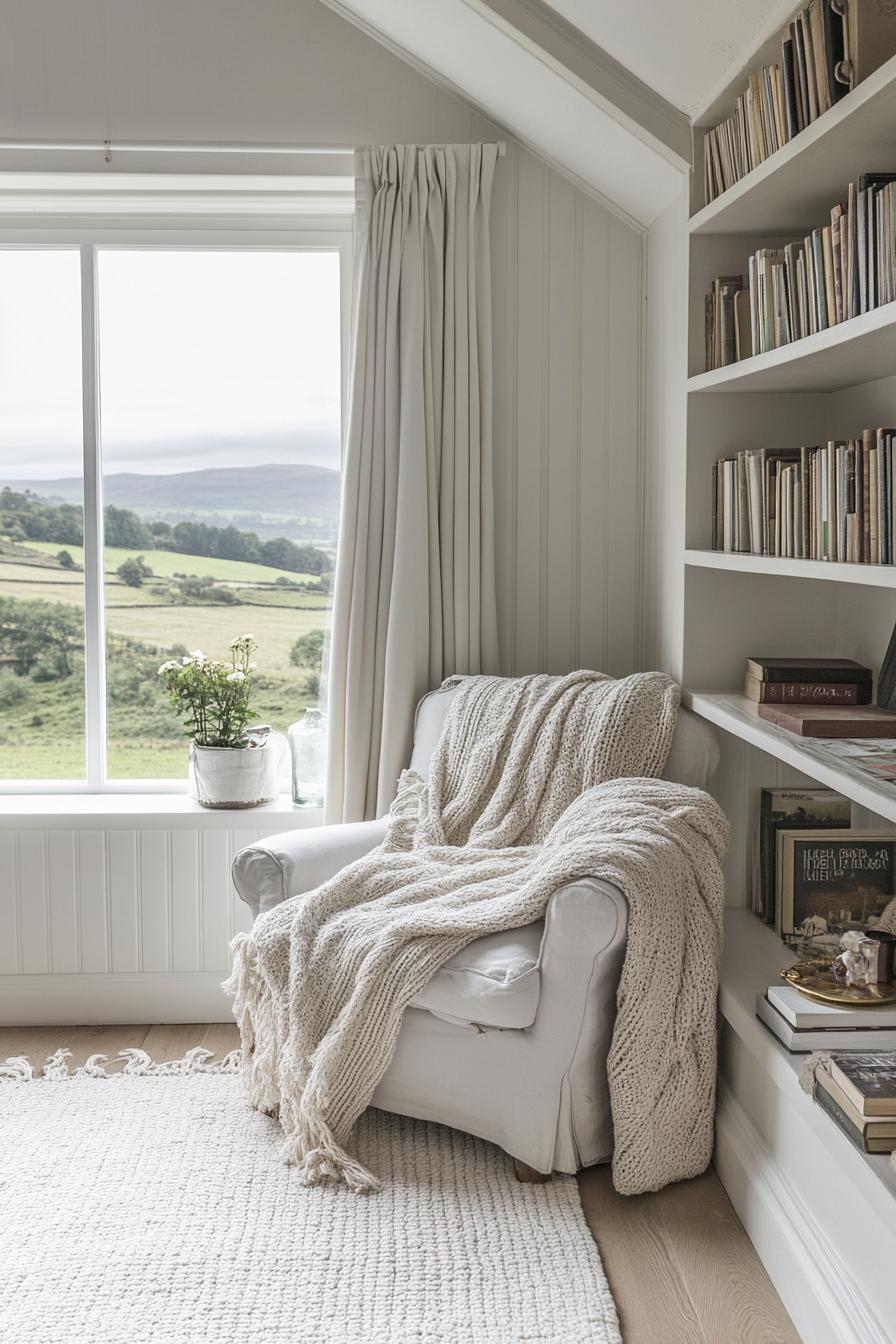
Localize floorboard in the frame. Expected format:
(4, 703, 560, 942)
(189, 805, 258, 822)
(2, 1024, 801, 1342)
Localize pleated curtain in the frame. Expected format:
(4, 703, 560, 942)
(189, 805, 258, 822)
(324, 143, 501, 822)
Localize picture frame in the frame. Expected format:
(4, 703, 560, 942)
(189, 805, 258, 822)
(777, 830, 896, 942)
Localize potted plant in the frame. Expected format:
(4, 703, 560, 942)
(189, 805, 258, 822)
(158, 634, 284, 808)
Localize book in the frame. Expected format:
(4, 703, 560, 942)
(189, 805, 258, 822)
(755, 787, 850, 923)
(746, 657, 872, 684)
(836, 0, 896, 90)
(744, 675, 868, 704)
(768, 983, 896, 1031)
(756, 993, 896, 1052)
(776, 829, 896, 937)
(758, 704, 896, 737)
(815, 1074, 896, 1151)
(817, 1070, 896, 1139)
(830, 1052, 896, 1115)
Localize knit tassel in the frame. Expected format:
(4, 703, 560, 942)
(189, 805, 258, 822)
(0, 1048, 242, 1081)
(224, 932, 282, 1116)
(799, 1051, 832, 1094)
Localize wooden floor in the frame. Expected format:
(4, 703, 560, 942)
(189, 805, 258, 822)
(1, 1024, 800, 1344)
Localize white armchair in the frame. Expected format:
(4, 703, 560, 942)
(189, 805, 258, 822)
(232, 684, 719, 1177)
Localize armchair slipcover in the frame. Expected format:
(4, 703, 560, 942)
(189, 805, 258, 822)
(232, 684, 718, 1174)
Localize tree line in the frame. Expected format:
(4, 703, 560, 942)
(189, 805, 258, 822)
(0, 488, 331, 576)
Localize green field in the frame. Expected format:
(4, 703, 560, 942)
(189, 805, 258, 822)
(24, 540, 318, 586)
(0, 538, 331, 781)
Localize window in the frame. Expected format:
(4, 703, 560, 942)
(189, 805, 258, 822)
(0, 232, 347, 790)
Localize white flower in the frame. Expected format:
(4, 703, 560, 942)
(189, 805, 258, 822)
(181, 655, 192, 666)
(157, 660, 179, 676)
(228, 670, 246, 683)
(189, 649, 206, 662)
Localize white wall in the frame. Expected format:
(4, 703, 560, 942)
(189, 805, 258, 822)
(0, 0, 647, 1022)
(0, 0, 646, 679)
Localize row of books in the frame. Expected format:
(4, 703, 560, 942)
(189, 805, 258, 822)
(702, 0, 896, 205)
(705, 172, 896, 369)
(711, 431, 896, 565)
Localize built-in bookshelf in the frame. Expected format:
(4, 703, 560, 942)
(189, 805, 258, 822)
(647, 28, 896, 1340)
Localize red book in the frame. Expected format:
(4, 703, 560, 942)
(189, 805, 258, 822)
(744, 675, 867, 704)
(758, 705, 896, 738)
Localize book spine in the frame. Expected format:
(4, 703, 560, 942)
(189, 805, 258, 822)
(814, 1077, 873, 1153)
(749, 680, 863, 704)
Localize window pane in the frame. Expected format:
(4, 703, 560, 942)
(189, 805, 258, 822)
(0, 250, 85, 780)
(97, 249, 341, 781)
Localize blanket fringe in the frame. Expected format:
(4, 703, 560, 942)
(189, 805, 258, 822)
(0, 1046, 242, 1081)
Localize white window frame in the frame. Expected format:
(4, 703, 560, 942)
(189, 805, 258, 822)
(0, 174, 353, 794)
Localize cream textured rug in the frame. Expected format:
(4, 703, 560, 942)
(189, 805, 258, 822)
(0, 1050, 621, 1344)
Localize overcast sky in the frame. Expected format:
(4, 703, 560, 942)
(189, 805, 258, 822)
(0, 247, 342, 480)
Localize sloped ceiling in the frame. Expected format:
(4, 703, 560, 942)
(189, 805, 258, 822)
(321, 0, 691, 227)
(543, 0, 798, 118)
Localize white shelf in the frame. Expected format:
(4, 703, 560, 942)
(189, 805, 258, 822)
(720, 909, 896, 1209)
(688, 301, 896, 393)
(691, 55, 896, 237)
(684, 690, 896, 825)
(685, 549, 896, 588)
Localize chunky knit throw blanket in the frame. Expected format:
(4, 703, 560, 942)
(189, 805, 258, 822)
(225, 670, 728, 1195)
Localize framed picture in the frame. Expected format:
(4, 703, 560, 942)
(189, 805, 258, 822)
(777, 830, 896, 941)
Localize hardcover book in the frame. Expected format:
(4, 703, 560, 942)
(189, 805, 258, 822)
(746, 657, 873, 684)
(744, 675, 867, 704)
(830, 1052, 896, 1116)
(777, 830, 896, 938)
(758, 704, 896, 737)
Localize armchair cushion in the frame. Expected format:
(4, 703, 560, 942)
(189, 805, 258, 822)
(411, 920, 544, 1028)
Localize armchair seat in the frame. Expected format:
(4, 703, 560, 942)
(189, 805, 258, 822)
(410, 919, 544, 1028)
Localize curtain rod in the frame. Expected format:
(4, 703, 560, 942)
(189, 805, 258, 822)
(0, 138, 507, 158)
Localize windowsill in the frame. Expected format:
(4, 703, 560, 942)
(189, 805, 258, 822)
(0, 792, 322, 830)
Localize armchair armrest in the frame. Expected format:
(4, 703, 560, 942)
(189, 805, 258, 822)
(232, 817, 390, 919)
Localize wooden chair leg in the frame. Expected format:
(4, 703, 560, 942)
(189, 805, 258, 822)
(513, 1157, 552, 1184)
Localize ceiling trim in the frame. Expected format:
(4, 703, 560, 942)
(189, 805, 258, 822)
(476, 0, 691, 165)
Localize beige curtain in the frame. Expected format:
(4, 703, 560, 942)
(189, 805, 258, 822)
(324, 143, 501, 823)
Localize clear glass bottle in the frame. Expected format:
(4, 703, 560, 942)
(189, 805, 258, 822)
(288, 707, 327, 807)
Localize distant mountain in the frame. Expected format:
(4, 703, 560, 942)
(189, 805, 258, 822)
(2, 463, 341, 524)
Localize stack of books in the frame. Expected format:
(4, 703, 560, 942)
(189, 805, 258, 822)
(702, 1, 896, 205)
(745, 656, 872, 706)
(758, 988, 896, 1057)
(745, 655, 896, 738)
(705, 172, 896, 370)
(807, 1052, 896, 1155)
(711, 430, 896, 564)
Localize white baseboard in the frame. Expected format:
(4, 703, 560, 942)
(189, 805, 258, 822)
(0, 973, 233, 1025)
(715, 1081, 890, 1344)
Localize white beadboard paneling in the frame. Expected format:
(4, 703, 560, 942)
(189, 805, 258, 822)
(77, 830, 108, 974)
(138, 829, 169, 973)
(493, 144, 643, 679)
(0, 823, 284, 1023)
(201, 828, 233, 973)
(169, 829, 200, 974)
(47, 830, 78, 974)
(0, 831, 19, 974)
(16, 831, 48, 975)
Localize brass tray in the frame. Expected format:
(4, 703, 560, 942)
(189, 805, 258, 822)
(780, 959, 896, 1006)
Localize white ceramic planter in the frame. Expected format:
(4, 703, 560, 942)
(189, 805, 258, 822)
(188, 732, 286, 809)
